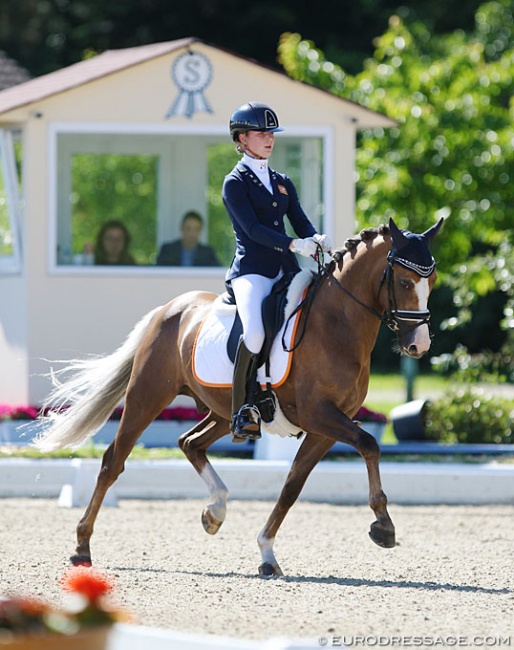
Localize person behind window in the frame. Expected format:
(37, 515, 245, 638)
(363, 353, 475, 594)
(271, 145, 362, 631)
(156, 211, 221, 267)
(224, 101, 331, 441)
(94, 220, 136, 265)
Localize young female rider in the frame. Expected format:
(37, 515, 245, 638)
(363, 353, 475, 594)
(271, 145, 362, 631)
(223, 101, 331, 441)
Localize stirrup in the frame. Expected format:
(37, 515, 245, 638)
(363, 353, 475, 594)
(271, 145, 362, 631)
(231, 404, 262, 441)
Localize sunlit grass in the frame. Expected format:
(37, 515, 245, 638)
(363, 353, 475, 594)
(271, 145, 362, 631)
(365, 372, 451, 443)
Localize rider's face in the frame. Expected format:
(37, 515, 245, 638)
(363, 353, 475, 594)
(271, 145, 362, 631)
(240, 130, 275, 159)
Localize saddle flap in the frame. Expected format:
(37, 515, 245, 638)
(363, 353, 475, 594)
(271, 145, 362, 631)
(226, 271, 300, 364)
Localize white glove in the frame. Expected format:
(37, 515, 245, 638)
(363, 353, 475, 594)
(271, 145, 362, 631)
(290, 237, 318, 258)
(313, 233, 332, 252)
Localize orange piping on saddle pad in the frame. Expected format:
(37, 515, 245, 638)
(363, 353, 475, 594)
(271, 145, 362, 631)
(191, 287, 308, 390)
(267, 285, 307, 388)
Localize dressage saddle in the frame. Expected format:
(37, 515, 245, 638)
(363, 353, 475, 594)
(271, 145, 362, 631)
(222, 271, 302, 422)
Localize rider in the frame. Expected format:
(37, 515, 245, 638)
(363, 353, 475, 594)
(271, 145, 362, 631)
(223, 101, 331, 441)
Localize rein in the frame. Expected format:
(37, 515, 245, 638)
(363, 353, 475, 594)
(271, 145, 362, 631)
(282, 240, 433, 352)
(329, 251, 432, 334)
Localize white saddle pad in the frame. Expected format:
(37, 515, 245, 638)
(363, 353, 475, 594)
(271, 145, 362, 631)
(193, 271, 312, 389)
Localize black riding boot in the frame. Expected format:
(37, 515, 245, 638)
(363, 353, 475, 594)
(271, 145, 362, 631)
(231, 337, 261, 441)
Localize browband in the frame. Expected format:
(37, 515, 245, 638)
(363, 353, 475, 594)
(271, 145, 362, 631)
(388, 252, 436, 277)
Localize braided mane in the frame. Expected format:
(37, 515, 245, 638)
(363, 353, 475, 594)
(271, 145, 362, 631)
(331, 224, 390, 263)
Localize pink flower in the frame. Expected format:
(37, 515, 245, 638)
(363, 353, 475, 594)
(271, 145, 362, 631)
(0, 405, 39, 421)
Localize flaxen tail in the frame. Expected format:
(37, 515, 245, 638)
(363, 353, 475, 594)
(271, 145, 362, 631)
(34, 307, 161, 452)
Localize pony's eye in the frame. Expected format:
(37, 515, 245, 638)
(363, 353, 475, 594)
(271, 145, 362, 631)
(399, 278, 413, 289)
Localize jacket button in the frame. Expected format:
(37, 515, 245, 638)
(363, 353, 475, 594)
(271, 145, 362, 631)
(274, 221, 279, 226)
(272, 201, 277, 207)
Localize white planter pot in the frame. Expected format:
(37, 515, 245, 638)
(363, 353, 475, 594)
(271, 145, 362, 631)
(253, 434, 303, 462)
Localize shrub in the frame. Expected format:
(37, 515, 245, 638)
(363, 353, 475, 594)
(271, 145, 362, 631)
(425, 387, 514, 444)
(431, 343, 514, 384)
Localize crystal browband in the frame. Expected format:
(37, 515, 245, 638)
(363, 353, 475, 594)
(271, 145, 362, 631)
(393, 256, 436, 277)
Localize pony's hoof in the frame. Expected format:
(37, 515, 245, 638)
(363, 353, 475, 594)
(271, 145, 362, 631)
(369, 522, 396, 548)
(70, 554, 92, 567)
(201, 508, 223, 535)
(259, 562, 284, 577)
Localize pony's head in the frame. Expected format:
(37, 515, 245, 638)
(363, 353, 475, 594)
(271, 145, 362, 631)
(384, 217, 443, 358)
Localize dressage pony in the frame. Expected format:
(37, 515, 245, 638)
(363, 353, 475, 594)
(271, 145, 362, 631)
(36, 217, 442, 576)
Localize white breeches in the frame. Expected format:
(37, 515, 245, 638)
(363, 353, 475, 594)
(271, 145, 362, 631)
(231, 271, 283, 354)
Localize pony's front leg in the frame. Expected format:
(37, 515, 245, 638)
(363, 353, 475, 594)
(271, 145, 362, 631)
(308, 403, 396, 549)
(359, 427, 396, 549)
(258, 434, 334, 577)
(179, 416, 231, 535)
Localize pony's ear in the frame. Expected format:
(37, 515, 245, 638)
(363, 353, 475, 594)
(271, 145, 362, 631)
(422, 217, 444, 245)
(389, 218, 409, 250)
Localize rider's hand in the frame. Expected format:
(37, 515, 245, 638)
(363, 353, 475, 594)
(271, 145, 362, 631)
(313, 233, 332, 253)
(290, 237, 318, 258)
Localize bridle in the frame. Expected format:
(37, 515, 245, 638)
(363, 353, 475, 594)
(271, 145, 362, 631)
(282, 243, 435, 353)
(324, 245, 435, 335)
(378, 252, 434, 333)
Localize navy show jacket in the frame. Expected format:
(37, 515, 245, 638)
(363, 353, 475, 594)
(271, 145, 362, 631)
(223, 160, 316, 282)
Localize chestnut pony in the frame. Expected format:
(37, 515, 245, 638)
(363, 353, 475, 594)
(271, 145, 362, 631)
(36, 218, 442, 576)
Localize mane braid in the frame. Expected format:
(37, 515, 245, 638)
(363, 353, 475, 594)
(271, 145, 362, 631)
(330, 223, 389, 263)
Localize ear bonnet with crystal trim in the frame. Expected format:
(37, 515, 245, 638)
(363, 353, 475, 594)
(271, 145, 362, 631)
(388, 218, 443, 277)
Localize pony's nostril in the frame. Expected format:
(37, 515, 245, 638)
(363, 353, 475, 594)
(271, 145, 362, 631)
(407, 344, 418, 356)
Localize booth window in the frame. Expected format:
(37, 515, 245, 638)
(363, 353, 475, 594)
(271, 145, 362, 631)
(63, 153, 158, 265)
(54, 131, 324, 270)
(0, 129, 22, 274)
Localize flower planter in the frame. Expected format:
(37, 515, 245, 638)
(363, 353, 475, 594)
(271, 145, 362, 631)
(0, 627, 109, 650)
(0, 419, 198, 448)
(359, 421, 386, 444)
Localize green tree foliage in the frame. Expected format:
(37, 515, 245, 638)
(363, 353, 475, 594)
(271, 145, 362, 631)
(278, 0, 514, 335)
(0, 0, 484, 79)
(207, 143, 239, 267)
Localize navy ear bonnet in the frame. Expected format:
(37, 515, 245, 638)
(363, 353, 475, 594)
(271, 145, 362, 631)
(388, 218, 443, 278)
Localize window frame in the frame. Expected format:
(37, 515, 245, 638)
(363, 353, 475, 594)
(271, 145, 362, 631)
(48, 122, 334, 276)
(0, 128, 23, 275)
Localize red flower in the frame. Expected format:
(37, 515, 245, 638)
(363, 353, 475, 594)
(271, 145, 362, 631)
(355, 405, 388, 424)
(61, 568, 113, 601)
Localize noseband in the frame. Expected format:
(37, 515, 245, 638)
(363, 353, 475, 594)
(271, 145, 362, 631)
(379, 251, 434, 334)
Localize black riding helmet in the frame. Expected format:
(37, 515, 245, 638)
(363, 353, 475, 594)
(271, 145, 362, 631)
(229, 101, 284, 141)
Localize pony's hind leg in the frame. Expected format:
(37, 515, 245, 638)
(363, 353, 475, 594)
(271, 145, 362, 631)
(71, 350, 184, 564)
(72, 442, 121, 566)
(179, 416, 231, 535)
(71, 406, 168, 566)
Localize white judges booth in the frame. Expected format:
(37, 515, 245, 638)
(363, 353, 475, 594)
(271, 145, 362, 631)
(0, 38, 393, 405)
